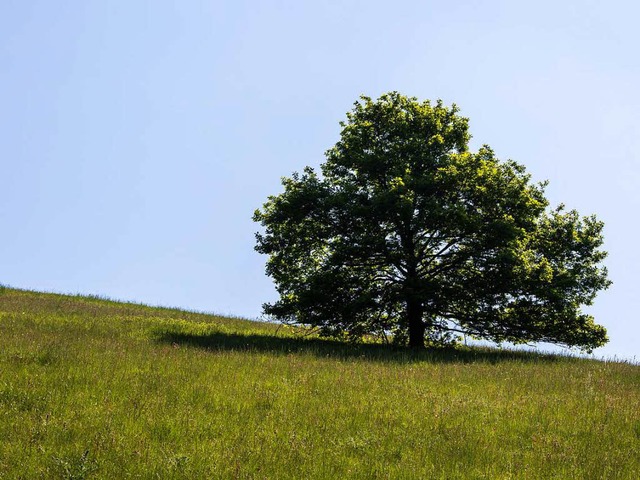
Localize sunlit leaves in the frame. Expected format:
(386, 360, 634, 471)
(254, 92, 610, 351)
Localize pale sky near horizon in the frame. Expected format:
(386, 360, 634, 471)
(1, 1, 638, 360)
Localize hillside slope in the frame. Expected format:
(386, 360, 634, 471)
(1, 287, 638, 479)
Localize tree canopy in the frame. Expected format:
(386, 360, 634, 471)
(254, 92, 610, 351)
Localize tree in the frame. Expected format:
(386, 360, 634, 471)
(254, 92, 611, 352)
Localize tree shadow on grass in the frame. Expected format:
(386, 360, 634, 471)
(155, 329, 568, 364)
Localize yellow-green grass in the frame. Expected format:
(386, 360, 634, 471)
(1, 286, 638, 479)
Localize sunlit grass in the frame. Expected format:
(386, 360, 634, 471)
(1, 287, 638, 479)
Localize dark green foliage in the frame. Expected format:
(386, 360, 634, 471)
(254, 92, 610, 351)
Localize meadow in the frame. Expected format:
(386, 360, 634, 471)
(1, 286, 638, 479)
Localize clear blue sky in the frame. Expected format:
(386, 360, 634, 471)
(1, 0, 638, 360)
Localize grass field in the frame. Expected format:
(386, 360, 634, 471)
(1, 286, 638, 479)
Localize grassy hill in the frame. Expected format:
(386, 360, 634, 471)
(1, 287, 638, 479)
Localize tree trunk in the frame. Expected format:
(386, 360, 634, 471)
(407, 297, 425, 349)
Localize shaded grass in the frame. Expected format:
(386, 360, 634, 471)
(1, 287, 639, 479)
(156, 329, 568, 365)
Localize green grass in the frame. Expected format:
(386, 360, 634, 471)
(1, 287, 638, 479)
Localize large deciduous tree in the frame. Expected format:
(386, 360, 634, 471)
(254, 92, 610, 351)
